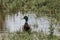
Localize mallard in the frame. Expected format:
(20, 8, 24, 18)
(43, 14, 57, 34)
(23, 16, 31, 34)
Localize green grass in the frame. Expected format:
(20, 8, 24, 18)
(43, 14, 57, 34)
(8, 32, 60, 40)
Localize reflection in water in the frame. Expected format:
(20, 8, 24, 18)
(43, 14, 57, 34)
(5, 11, 60, 35)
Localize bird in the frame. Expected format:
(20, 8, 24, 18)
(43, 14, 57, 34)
(23, 16, 31, 34)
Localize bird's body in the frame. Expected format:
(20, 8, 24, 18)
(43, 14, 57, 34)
(23, 22, 30, 32)
(23, 16, 31, 34)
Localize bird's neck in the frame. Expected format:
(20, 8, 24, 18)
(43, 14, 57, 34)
(25, 21, 28, 23)
(25, 19, 28, 23)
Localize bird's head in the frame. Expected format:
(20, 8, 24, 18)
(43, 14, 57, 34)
(23, 16, 28, 22)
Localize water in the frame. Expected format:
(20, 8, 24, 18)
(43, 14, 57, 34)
(5, 11, 60, 36)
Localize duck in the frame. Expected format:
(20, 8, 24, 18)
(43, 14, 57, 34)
(23, 16, 31, 34)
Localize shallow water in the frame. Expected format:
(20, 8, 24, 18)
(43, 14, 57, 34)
(5, 11, 60, 35)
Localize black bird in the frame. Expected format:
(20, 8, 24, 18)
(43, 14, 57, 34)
(23, 16, 31, 34)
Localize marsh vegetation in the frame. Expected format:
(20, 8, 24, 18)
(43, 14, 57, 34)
(0, 0, 60, 40)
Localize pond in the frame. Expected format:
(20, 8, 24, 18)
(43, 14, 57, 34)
(5, 11, 60, 36)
